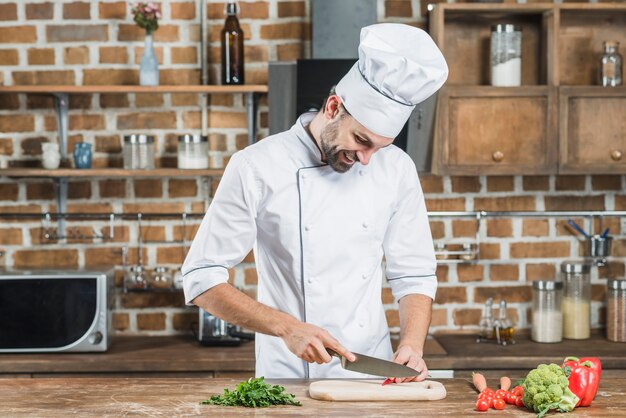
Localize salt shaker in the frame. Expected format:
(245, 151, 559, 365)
(491, 24, 522, 87)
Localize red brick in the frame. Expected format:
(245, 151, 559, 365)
(452, 220, 476, 237)
(68, 181, 91, 199)
(12, 70, 75, 85)
(134, 46, 164, 65)
(385, 0, 412, 17)
(99, 1, 127, 19)
(95, 135, 121, 153)
(420, 175, 444, 194)
(112, 313, 129, 331)
(510, 241, 570, 258)
(244, 45, 269, 63)
(385, 309, 399, 328)
(64, 46, 89, 64)
(100, 94, 129, 108)
(523, 176, 549, 191)
(159, 69, 201, 85)
(123, 202, 184, 214)
(0, 4, 17, 20)
(598, 262, 626, 280)
(615, 195, 626, 211)
(140, 226, 166, 243)
(117, 112, 176, 130)
(555, 175, 586, 191)
(169, 179, 197, 198)
(26, 3, 54, 19)
(13, 249, 79, 269)
(276, 43, 302, 61)
(137, 313, 166, 331)
(544, 195, 604, 211)
(134, 179, 162, 198)
(486, 176, 514, 192)
(0, 49, 18, 65)
(474, 196, 536, 211)
(173, 312, 196, 331)
(486, 219, 512, 237)
(457, 264, 484, 282)
(135, 93, 164, 107)
(207, 111, 247, 129)
(591, 175, 622, 190)
(208, 1, 269, 19)
(474, 285, 532, 303)
(171, 93, 199, 107)
(171, 2, 196, 19)
(452, 309, 481, 326)
(122, 292, 184, 308)
(26, 183, 55, 200)
(490, 264, 519, 281)
(522, 219, 549, 237)
(63, 2, 91, 19)
(479, 243, 501, 259)
(0, 228, 22, 245)
(525, 263, 556, 281)
(430, 221, 444, 239)
(278, 1, 306, 17)
(0, 183, 18, 201)
(436, 265, 448, 283)
(431, 309, 448, 326)
(21, 136, 50, 155)
(0, 115, 34, 133)
(425, 198, 465, 211)
(0, 26, 37, 43)
(435, 286, 467, 304)
(614, 239, 626, 257)
(244, 267, 258, 284)
(260, 22, 310, 40)
(171, 46, 197, 64)
(64, 203, 112, 214)
(156, 246, 185, 264)
(99, 179, 126, 198)
(172, 223, 200, 242)
(99, 46, 128, 64)
(69, 115, 105, 130)
(0, 138, 14, 155)
(47, 25, 108, 42)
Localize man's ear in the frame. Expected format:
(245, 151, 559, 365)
(324, 95, 342, 119)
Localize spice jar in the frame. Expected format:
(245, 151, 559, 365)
(599, 40, 623, 87)
(491, 24, 522, 86)
(123, 134, 155, 170)
(531, 280, 563, 343)
(561, 260, 591, 340)
(607, 279, 626, 342)
(177, 134, 209, 169)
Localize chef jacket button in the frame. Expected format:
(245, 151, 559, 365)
(362, 222, 368, 229)
(359, 170, 365, 176)
(362, 274, 368, 280)
(307, 278, 313, 284)
(359, 322, 365, 328)
(305, 225, 311, 231)
(301, 174, 306, 179)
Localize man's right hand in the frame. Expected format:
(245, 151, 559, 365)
(281, 321, 355, 364)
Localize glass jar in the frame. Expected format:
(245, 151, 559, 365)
(599, 40, 623, 87)
(531, 280, 563, 343)
(491, 24, 522, 87)
(607, 279, 626, 342)
(177, 134, 209, 169)
(123, 134, 155, 170)
(561, 260, 591, 340)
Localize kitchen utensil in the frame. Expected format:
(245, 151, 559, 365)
(567, 219, 589, 238)
(326, 348, 418, 378)
(308, 379, 447, 402)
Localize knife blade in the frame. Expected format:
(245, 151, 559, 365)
(327, 348, 418, 378)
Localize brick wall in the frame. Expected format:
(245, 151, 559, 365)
(0, 0, 625, 338)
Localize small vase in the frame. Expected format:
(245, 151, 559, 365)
(140, 33, 159, 86)
(73, 142, 92, 169)
(42, 142, 61, 170)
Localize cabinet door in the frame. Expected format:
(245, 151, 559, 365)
(559, 87, 626, 174)
(433, 86, 557, 175)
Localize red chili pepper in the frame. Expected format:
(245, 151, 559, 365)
(382, 377, 396, 386)
(563, 356, 602, 407)
(562, 356, 601, 407)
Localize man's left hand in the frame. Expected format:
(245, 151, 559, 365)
(391, 344, 428, 383)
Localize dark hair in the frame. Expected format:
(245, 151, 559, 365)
(321, 86, 351, 117)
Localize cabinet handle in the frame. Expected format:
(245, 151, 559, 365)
(610, 150, 622, 161)
(492, 151, 504, 162)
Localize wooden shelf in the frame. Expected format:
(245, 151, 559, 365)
(0, 85, 268, 94)
(0, 168, 225, 178)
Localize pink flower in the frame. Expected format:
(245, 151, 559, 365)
(155, 10, 161, 18)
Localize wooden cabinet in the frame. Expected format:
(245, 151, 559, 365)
(429, 4, 626, 175)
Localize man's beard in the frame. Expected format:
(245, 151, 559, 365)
(320, 119, 357, 173)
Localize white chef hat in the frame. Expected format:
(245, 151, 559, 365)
(335, 23, 448, 139)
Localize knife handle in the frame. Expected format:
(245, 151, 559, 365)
(326, 348, 340, 358)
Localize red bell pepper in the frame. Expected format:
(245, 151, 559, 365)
(562, 356, 601, 407)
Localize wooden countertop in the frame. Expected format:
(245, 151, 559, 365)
(2, 376, 624, 417)
(1, 331, 625, 376)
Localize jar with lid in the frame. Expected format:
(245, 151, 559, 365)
(123, 135, 155, 170)
(599, 40, 623, 87)
(607, 279, 626, 342)
(561, 260, 591, 339)
(531, 280, 563, 343)
(491, 24, 522, 86)
(177, 134, 209, 169)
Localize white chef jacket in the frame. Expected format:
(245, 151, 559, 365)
(182, 113, 437, 379)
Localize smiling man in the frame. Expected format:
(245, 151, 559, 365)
(182, 23, 448, 380)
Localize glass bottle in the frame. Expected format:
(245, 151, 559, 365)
(492, 299, 514, 344)
(478, 297, 494, 340)
(221, 2, 244, 85)
(490, 24, 522, 87)
(599, 41, 623, 87)
(531, 280, 563, 343)
(561, 260, 591, 340)
(607, 279, 626, 342)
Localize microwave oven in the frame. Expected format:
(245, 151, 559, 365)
(0, 269, 114, 353)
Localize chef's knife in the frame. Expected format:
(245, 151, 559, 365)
(327, 348, 419, 378)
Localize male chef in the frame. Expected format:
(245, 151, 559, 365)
(182, 23, 448, 381)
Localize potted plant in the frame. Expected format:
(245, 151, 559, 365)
(131, 2, 161, 86)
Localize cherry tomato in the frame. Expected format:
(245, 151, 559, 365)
(493, 398, 506, 410)
(476, 399, 489, 412)
(516, 397, 525, 408)
(495, 389, 507, 399)
(508, 394, 518, 405)
(512, 386, 524, 396)
(504, 392, 513, 404)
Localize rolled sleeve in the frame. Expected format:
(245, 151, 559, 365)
(383, 158, 437, 302)
(182, 151, 260, 306)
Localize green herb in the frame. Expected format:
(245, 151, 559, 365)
(201, 377, 302, 408)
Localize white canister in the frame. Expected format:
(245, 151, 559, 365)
(177, 134, 209, 169)
(491, 24, 522, 87)
(42, 142, 61, 169)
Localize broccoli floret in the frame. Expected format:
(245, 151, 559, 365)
(522, 363, 579, 418)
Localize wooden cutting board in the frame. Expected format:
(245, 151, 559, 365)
(308, 379, 447, 402)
